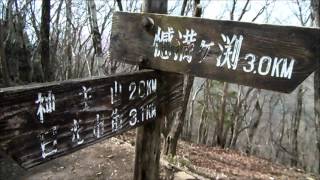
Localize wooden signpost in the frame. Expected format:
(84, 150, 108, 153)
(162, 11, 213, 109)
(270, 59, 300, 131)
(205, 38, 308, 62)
(0, 10, 319, 176)
(110, 12, 320, 93)
(0, 70, 182, 169)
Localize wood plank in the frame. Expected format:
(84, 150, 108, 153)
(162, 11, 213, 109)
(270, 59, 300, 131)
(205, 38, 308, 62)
(110, 12, 320, 93)
(0, 70, 182, 169)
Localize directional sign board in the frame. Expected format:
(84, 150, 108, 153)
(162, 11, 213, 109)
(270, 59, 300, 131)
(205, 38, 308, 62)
(110, 12, 320, 93)
(0, 70, 182, 169)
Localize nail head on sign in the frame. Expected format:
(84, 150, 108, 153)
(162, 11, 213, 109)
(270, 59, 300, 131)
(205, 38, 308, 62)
(142, 16, 154, 31)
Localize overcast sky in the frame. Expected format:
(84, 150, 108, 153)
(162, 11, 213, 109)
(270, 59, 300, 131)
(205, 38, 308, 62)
(0, 0, 312, 48)
(166, 0, 312, 26)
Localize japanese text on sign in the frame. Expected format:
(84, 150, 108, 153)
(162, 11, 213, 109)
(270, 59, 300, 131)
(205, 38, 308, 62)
(35, 78, 158, 160)
(153, 26, 295, 79)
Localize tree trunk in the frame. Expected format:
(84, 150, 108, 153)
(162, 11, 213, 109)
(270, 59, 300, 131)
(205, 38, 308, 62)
(163, 75, 193, 156)
(291, 86, 303, 166)
(1, 0, 14, 86)
(180, 0, 188, 16)
(182, 86, 192, 139)
(216, 82, 228, 147)
(0, 20, 10, 86)
(116, 0, 123, 11)
(134, 1, 167, 180)
(276, 100, 286, 160)
(229, 89, 242, 148)
(48, 0, 63, 81)
(65, 0, 73, 79)
(185, 82, 203, 140)
(162, 0, 201, 156)
(87, 0, 102, 75)
(311, 0, 320, 173)
(12, 0, 32, 83)
(40, 0, 52, 81)
(197, 106, 208, 144)
(198, 80, 210, 145)
(246, 100, 263, 155)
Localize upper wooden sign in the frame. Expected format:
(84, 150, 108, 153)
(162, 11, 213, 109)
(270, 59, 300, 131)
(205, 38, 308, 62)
(110, 12, 320, 93)
(0, 70, 182, 169)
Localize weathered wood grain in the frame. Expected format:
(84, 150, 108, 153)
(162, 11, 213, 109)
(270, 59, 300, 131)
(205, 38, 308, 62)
(110, 12, 320, 93)
(0, 70, 182, 169)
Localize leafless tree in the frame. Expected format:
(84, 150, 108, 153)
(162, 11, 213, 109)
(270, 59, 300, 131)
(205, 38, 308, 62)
(162, 0, 200, 156)
(245, 93, 265, 155)
(311, 0, 320, 173)
(40, 0, 52, 81)
(87, 0, 102, 76)
(228, 87, 255, 148)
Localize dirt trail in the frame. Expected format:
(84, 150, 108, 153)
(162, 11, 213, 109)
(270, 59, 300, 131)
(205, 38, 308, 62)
(1, 131, 318, 180)
(1, 137, 134, 180)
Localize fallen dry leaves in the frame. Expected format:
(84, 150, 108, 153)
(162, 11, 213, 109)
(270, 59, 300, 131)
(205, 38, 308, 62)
(175, 141, 319, 180)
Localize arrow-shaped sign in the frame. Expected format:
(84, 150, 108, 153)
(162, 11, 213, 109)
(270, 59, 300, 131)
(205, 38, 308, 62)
(110, 12, 320, 93)
(0, 70, 182, 169)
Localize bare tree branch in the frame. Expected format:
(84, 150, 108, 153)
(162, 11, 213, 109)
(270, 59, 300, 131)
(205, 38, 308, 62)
(116, 0, 123, 11)
(181, 0, 188, 16)
(237, 0, 250, 21)
(230, 0, 236, 20)
(251, 0, 272, 22)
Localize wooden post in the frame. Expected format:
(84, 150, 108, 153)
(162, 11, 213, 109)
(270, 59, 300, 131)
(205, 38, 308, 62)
(133, 0, 167, 180)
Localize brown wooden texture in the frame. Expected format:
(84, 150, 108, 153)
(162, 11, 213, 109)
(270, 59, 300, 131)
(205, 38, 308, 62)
(133, 1, 174, 180)
(0, 70, 182, 169)
(110, 12, 320, 93)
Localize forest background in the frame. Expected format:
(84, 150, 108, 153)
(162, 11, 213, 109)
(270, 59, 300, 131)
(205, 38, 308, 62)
(0, 0, 320, 174)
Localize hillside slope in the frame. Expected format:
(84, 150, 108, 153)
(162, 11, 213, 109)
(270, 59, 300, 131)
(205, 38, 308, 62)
(1, 130, 318, 179)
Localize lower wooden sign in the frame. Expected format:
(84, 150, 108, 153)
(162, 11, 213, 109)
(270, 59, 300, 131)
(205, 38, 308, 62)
(0, 70, 181, 169)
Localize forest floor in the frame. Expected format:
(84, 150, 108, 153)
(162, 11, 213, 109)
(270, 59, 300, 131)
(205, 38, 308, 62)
(0, 130, 318, 180)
